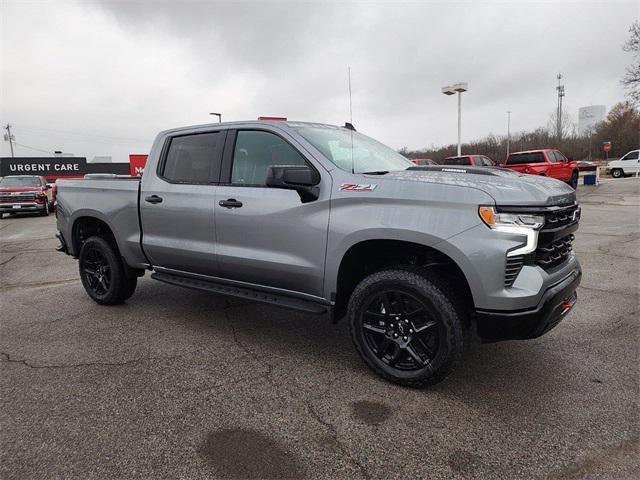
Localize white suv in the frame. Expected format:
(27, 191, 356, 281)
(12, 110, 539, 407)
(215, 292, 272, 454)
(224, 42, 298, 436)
(607, 149, 640, 178)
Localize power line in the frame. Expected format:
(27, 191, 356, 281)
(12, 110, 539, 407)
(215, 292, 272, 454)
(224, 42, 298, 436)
(11, 141, 54, 155)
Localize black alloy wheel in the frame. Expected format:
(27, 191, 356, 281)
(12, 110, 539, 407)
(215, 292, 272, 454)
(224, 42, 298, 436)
(81, 247, 112, 296)
(78, 236, 132, 305)
(348, 268, 463, 387)
(360, 290, 443, 371)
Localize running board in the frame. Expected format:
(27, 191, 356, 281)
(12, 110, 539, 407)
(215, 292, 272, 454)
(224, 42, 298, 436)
(150, 272, 328, 314)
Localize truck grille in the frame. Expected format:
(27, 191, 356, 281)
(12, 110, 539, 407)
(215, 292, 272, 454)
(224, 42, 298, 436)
(505, 255, 525, 287)
(536, 234, 575, 269)
(534, 204, 579, 271)
(543, 205, 580, 230)
(0, 192, 37, 203)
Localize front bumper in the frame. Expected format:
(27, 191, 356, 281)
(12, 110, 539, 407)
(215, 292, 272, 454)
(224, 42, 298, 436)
(475, 266, 581, 342)
(0, 202, 45, 213)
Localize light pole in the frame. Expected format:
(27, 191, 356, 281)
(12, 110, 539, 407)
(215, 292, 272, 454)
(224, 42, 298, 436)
(209, 112, 222, 123)
(442, 83, 468, 156)
(506, 111, 512, 157)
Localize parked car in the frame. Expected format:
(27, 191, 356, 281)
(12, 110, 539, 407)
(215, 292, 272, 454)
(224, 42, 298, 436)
(443, 155, 496, 167)
(501, 149, 579, 189)
(56, 121, 581, 387)
(0, 175, 54, 219)
(606, 149, 639, 178)
(576, 160, 598, 172)
(410, 158, 437, 166)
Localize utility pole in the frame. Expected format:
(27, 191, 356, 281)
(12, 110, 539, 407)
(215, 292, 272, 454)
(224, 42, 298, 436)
(556, 73, 565, 141)
(506, 111, 512, 157)
(3, 124, 15, 158)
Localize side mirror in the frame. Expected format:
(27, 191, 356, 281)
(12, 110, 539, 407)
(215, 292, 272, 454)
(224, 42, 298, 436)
(266, 165, 320, 202)
(45, 184, 53, 189)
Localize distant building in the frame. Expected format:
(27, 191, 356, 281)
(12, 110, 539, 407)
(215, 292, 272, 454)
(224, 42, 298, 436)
(578, 105, 606, 134)
(90, 156, 113, 163)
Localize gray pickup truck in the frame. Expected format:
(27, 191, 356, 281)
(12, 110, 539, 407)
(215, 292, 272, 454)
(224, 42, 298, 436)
(56, 121, 581, 387)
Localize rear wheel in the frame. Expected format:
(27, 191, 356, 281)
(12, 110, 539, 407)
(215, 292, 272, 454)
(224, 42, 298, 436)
(79, 236, 134, 305)
(348, 267, 464, 387)
(611, 168, 623, 178)
(569, 171, 578, 189)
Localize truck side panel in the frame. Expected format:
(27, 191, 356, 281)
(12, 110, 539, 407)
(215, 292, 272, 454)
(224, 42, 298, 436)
(55, 178, 147, 268)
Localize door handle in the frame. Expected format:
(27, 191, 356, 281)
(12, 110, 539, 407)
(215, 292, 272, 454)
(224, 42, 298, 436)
(219, 198, 243, 208)
(145, 195, 163, 204)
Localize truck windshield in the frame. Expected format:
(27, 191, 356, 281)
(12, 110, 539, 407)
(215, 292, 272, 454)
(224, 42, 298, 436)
(294, 125, 411, 173)
(0, 176, 41, 187)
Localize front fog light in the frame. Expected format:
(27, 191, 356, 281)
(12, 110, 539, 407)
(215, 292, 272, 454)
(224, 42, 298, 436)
(479, 206, 544, 256)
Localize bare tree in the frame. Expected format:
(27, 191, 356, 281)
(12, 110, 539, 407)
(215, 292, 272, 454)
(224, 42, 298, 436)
(622, 21, 640, 106)
(546, 110, 576, 140)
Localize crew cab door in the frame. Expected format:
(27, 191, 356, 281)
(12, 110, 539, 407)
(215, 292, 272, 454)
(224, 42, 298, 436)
(140, 129, 225, 276)
(214, 128, 330, 297)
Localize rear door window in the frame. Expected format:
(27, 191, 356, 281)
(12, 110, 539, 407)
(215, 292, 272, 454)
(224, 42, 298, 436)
(162, 132, 223, 183)
(506, 153, 545, 165)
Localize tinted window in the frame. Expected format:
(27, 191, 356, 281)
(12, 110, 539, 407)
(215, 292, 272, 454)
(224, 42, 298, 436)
(506, 153, 545, 165)
(482, 157, 495, 166)
(163, 132, 221, 183)
(232, 130, 307, 185)
(443, 156, 472, 166)
(623, 151, 639, 160)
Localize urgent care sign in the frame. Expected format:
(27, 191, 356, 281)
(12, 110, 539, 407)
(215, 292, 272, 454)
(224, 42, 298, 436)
(0, 157, 86, 179)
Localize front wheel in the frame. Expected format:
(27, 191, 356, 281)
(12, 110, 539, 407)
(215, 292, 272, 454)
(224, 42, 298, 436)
(40, 201, 50, 216)
(611, 168, 623, 179)
(348, 268, 464, 387)
(569, 171, 578, 189)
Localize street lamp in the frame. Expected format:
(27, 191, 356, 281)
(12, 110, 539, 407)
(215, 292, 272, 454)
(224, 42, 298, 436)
(209, 112, 222, 123)
(441, 82, 468, 156)
(506, 111, 512, 157)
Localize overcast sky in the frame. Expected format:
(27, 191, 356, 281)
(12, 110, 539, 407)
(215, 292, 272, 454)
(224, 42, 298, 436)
(1, 0, 637, 161)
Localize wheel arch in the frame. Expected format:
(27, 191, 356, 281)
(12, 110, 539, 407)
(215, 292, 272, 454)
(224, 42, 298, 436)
(331, 238, 474, 322)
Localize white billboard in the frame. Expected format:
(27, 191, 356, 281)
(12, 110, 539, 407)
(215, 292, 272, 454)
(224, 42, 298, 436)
(578, 105, 606, 134)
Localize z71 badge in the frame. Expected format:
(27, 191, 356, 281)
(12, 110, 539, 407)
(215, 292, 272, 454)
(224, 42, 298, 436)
(339, 183, 377, 192)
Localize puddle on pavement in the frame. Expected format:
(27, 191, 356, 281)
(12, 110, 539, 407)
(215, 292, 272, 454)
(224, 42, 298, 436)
(199, 428, 305, 479)
(351, 400, 392, 425)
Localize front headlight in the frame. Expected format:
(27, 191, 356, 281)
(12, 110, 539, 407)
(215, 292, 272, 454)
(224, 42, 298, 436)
(479, 206, 544, 257)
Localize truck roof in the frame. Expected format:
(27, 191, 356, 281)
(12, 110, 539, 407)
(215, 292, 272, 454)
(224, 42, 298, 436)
(159, 120, 339, 136)
(509, 149, 557, 155)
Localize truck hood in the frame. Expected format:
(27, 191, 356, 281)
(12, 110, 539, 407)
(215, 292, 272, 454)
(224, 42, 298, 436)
(377, 166, 576, 206)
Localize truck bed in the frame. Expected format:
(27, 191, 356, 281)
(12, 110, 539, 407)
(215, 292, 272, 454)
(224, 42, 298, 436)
(55, 176, 147, 268)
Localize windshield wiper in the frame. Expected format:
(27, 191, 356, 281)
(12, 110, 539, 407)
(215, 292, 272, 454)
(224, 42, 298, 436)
(361, 170, 389, 175)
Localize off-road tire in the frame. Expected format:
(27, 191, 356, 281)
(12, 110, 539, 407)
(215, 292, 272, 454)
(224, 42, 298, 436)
(611, 168, 623, 179)
(348, 267, 464, 388)
(79, 236, 130, 305)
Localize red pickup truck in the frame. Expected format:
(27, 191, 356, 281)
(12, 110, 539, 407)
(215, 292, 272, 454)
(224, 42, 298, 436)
(502, 149, 579, 189)
(0, 175, 54, 219)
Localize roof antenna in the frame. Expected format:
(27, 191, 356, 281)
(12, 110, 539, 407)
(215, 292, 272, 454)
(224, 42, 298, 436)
(348, 66, 355, 174)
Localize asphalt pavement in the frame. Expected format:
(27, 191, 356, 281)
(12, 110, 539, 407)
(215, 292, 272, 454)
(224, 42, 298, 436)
(1, 178, 638, 479)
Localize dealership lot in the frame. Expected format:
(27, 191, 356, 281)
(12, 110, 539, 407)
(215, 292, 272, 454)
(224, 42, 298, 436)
(1, 179, 638, 479)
